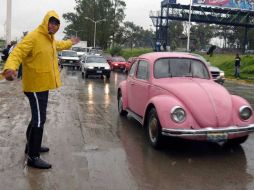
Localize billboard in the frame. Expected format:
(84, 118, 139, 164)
(192, 0, 254, 10)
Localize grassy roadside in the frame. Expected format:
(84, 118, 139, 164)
(201, 53, 254, 83)
(122, 48, 153, 59)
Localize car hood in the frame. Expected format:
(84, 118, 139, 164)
(84, 62, 110, 68)
(209, 66, 221, 72)
(60, 56, 79, 61)
(155, 78, 233, 128)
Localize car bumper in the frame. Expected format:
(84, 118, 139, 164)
(61, 62, 80, 66)
(86, 69, 111, 75)
(112, 65, 126, 70)
(214, 77, 225, 84)
(162, 124, 254, 141)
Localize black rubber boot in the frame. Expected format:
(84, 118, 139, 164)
(25, 145, 49, 154)
(27, 157, 52, 169)
(27, 126, 43, 158)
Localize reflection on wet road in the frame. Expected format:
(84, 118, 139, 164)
(0, 68, 254, 190)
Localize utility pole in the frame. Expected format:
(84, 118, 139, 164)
(187, 0, 192, 52)
(6, 0, 12, 45)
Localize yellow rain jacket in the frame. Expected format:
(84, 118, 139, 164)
(3, 10, 72, 92)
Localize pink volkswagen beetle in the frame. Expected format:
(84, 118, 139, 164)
(117, 52, 254, 149)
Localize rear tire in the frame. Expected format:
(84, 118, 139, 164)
(147, 108, 163, 149)
(118, 93, 128, 116)
(81, 72, 84, 79)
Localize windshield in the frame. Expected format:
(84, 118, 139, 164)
(62, 51, 78, 57)
(86, 57, 107, 63)
(72, 47, 87, 52)
(112, 57, 126, 62)
(154, 58, 210, 79)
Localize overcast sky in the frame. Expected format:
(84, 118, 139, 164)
(0, 0, 189, 41)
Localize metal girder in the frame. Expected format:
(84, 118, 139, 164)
(150, 3, 254, 28)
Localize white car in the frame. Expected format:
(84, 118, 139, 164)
(190, 53, 225, 84)
(81, 55, 111, 79)
(58, 50, 80, 69)
(72, 47, 90, 58)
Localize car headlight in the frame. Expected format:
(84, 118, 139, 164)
(105, 66, 110, 70)
(239, 106, 252, 120)
(171, 106, 186, 123)
(220, 71, 225, 77)
(88, 66, 94, 69)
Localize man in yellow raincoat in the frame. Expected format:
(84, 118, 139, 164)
(2, 10, 79, 169)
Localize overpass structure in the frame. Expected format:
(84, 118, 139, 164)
(150, 0, 254, 52)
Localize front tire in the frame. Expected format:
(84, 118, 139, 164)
(224, 135, 249, 147)
(147, 108, 163, 149)
(84, 70, 88, 78)
(118, 93, 128, 116)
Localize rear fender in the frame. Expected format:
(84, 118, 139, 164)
(118, 81, 128, 110)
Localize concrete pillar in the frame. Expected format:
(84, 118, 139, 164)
(6, 0, 12, 45)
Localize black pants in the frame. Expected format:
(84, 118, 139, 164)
(24, 91, 49, 158)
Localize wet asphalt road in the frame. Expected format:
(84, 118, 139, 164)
(0, 68, 254, 190)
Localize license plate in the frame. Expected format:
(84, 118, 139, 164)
(207, 133, 228, 142)
(96, 70, 102, 73)
(69, 61, 73, 63)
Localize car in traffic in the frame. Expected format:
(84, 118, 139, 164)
(72, 47, 90, 58)
(117, 52, 254, 149)
(58, 50, 80, 69)
(191, 53, 225, 84)
(125, 57, 137, 74)
(90, 48, 103, 56)
(110, 56, 128, 72)
(80, 55, 111, 79)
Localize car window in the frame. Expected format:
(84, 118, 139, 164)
(86, 57, 107, 63)
(129, 61, 138, 77)
(154, 58, 210, 79)
(62, 51, 78, 57)
(112, 57, 126, 62)
(136, 60, 149, 80)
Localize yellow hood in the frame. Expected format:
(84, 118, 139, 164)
(37, 10, 60, 37)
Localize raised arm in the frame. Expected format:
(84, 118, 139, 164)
(56, 36, 80, 51)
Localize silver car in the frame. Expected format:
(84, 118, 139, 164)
(81, 55, 111, 79)
(191, 53, 225, 84)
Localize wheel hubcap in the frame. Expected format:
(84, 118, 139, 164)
(118, 97, 123, 112)
(149, 117, 158, 143)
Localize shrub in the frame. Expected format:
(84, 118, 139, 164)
(110, 46, 123, 56)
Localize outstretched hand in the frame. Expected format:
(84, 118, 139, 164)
(70, 36, 80, 45)
(2, 69, 17, 81)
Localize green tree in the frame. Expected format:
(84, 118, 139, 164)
(63, 0, 126, 49)
(114, 21, 154, 48)
(168, 21, 184, 50)
(190, 23, 215, 50)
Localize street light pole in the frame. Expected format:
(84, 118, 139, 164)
(187, 0, 193, 52)
(69, 29, 84, 38)
(85, 17, 106, 48)
(94, 22, 96, 48)
(6, 0, 12, 45)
